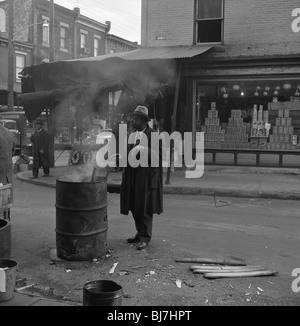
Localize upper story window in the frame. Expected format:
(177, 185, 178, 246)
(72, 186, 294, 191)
(16, 52, 26, 82)
(80, 32, 88, 48)
(42, 17, 49, 46)
(0, 8, 6, 32)
(196, 0, 224, 43)
(60, 23, 69, 51)
(94, 36, 101, 56)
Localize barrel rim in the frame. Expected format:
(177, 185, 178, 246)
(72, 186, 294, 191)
(57, 177, 107, 185)
(83, 280, 123, 293)
(0, 219, 9, 228)
(0, 259, 18, 269)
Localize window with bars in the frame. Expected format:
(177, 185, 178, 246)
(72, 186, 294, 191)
(16, 54, 26, 82)
(195, 0, 224, 43)
(60, 26, 68, 50)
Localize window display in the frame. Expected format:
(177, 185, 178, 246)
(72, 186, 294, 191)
(196, 81, 300, 151)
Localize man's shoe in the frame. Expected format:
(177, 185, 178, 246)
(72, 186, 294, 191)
(137, 242, 148, 250)
(42, 174, 50, 177)
(30, 176, 38, 179)
(126, 236, 140, 243)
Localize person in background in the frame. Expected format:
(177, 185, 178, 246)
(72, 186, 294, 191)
(30, 119, 51, 179)
(120, 105, 163, 251)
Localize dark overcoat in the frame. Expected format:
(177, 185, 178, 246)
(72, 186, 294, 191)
(0, 125, 14, 184)
(120, 126, 163, 216)
(30, 129, 51, 169)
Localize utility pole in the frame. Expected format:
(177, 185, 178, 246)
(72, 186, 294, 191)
(7, 0, 14, 111)
(49, 0, 55, 62)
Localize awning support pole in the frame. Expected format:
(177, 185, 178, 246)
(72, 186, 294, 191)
(165, 61, 181, 185)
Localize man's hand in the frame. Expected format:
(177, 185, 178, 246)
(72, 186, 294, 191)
(39, 149, 44, 154)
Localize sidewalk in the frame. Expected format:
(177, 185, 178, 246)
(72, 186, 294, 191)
(16, 164, 300, 200)
(0, 292, 79, 306)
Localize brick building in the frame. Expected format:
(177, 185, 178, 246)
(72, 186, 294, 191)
(139, 0, 300, 168)
(0, 0, 139, 106)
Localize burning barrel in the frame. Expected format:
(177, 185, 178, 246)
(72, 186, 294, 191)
(55, 176, 108, 261)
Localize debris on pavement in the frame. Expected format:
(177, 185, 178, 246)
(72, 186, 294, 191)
(175, 279, 182, 288)
(191, 265, 262, 273)
(16, 284, 35, 292)
(132, 265, 147, 269)
(118, 271, 130, 276)
(109, 262, 119, 275)
(203, 269, 278, 279)
(214, 196, 232, 208)
(183, 280, 195, 288)
(123, 293, 133, 299)
(176, 257, 246, 266)
(257, 287, 264, 292)
(65, 269, 72, 273)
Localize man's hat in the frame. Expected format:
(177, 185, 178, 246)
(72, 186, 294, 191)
(130, 105, 151, 122)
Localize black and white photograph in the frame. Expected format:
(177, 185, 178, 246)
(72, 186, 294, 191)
(0, 0, 300, 313)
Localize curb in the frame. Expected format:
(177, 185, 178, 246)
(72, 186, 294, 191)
(16, 173, 300, 201)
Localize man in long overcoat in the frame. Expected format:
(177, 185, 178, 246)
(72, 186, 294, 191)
(120, 105, 163, 250)
(0, 123, 15, 185)
(30, 119, 51, 179)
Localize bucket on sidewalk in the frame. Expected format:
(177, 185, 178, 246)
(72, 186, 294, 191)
(0, 259, 18, 303)
(83, 280, 123, 306)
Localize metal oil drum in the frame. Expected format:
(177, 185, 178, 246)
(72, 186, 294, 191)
(55, 177, 108, 261)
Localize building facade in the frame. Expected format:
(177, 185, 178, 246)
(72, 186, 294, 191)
(141, 0, 300, 168)
(0, 0, 139, 106)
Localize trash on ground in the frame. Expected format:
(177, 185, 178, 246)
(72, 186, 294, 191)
(257, 287, 264, 292)
(123, 293, 133, 299)
(132, 265, 147, 269)
(183, 280, 195, 288)
(191, 265, 262, 274)
(203, 269, 278, 279)
(175, 279, 182, 288)
(16, 284, 35, 291)
(176, 257, 246, 266)
(118, 271, 130, 276)
(109, 262, 119, 275)
(65, 269, 72, 273)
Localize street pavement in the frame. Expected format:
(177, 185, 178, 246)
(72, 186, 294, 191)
(2, 162, 300, 307)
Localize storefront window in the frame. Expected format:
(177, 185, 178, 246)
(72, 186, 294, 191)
(195, 80, 300, 151)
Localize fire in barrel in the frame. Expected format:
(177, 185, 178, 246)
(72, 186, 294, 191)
(55, 175, 108, 261)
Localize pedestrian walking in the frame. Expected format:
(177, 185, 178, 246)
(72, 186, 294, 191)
(0, 123, 15, 185)
(30, 119, 51, 179)
(120, 105, 163, 250)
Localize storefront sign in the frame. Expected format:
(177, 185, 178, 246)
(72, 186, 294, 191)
(291, 8, 300, 32)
